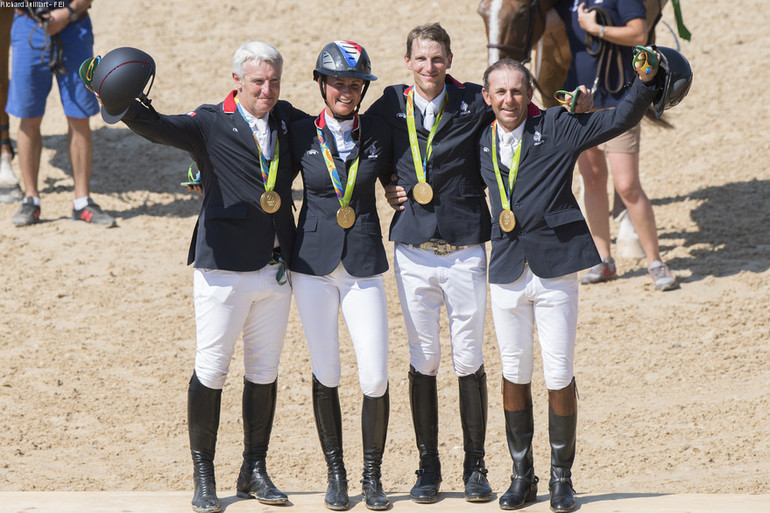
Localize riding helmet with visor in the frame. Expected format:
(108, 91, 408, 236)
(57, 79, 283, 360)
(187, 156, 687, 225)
(87, 47, 156, 124)
(652, 46, 693, 118)
(313, 41, 376, 116)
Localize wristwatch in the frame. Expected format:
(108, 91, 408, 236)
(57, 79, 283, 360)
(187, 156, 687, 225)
(66, 5, 79, 22)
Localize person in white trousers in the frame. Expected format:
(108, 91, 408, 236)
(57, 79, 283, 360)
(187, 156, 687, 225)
(110, 41, 301, 512)
(289, 41, 392, 511)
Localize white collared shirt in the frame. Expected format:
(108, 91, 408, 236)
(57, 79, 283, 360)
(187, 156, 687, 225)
(413, 86, 446, 130)
(324, 112, 356, 162)
(240, 108, 273, 159)
(497, 122, 525, 168)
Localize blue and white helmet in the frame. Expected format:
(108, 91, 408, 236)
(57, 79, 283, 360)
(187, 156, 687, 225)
(313, 40, 377, 81)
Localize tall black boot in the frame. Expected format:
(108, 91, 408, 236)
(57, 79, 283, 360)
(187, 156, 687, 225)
(500, 379, 538, 510)
(458, 365, 493, 502)
(548, 379, 578, 513)
(188, 372, 222, 513)
(235, 378, 288, 505)
(408, 366, 441, 503)
(361, 386, 390, 511)
(313, 375, 349, 511)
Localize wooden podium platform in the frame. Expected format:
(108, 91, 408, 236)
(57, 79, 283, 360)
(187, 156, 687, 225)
(2, 491, 769, 512)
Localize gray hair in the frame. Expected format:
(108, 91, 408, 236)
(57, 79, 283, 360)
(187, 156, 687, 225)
(232, 41, 283, 78)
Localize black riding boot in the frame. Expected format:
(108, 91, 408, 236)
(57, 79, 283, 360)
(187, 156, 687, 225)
(313, 375, 349, 511)
(188, 372, 222, 513)
(408, 366, 442, 503)
(458, 365, 493, 502)
(361, 386, 390, 511)
(548, 379, 578, 513)
(235, 378, 288, 505)
(500, 380, 538, 510)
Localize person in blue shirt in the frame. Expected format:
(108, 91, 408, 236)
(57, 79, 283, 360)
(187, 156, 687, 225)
(557, 0, 677, 291)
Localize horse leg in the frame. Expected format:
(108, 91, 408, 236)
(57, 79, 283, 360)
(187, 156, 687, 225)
(533, 8, 570, 108)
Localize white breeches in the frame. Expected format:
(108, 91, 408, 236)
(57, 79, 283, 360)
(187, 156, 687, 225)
(393, 242, 487, 377)
(490, 264, 578, 390)
(192, 266, 292, 389)
(292, 263, 389, 398)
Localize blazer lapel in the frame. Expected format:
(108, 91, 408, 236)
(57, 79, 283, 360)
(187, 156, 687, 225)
(436, 83, 462, 135)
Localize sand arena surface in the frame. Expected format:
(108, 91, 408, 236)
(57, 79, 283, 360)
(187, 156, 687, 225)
(0, 0, 768, 500)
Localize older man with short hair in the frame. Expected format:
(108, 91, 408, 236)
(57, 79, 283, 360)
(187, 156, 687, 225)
(102, 41, 302, 513)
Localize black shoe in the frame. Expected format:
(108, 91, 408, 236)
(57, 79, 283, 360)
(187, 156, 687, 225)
(312, 376, 349, 511)
(499, 473, 538, 510)
(410, 468, 441, 503)
(362, 477, 388, 510)
(361, 390, 390, 510)
(549, 475, 575, 513)
(548, 381, 577, 513)
(325, 473, 349, 511)
(459, 366, 491, 502)
(191, 461, 220, 513)
(236, 459, 288, 505)
(72, 198, 116, 226)
(408, 367, 441, 503)
(501, 402, 538, 510)
(464, 467, 492, 502)
(12, 199, 40, 226)
(237, 379, 287, 504)
(188, 373, 222, 513)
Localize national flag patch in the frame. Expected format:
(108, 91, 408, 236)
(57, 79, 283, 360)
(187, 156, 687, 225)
(335, 40, 362, 67)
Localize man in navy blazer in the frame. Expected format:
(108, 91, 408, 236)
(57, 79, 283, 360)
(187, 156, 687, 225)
(117, 42, 302, 512)
(368, 22, 494, 504)
(478, 56, 662, 513)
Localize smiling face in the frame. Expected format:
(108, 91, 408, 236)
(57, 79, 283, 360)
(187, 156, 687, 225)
(232, 58, 281, 118)
(482, 65, 533, 132)
(322, 76, 364, 118)
(405, 37, 453, 101)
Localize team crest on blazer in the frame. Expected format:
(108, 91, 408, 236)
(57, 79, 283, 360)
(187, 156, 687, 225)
(482, 146, 490, 153)
(396, 112, 406, 119)
(367, 143, 379, 159)
(459, 101, 470, 114)
(281, 120, 288, 134)
(307, 149, 319, 155)
(533, 131, 544, 145)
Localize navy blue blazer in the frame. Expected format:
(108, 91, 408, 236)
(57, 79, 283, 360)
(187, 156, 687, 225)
(289, 112, 392, 277)
(122, 91, 303, 272)
(479, 78, 659, 283)
(366, 76, 494, 246)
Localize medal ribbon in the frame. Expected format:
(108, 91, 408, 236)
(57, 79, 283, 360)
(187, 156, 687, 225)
(405, 86, 447, 183)
(234, 96, 279, 192)
(491, 120, 522, 211)
(316, 111, 360, 208)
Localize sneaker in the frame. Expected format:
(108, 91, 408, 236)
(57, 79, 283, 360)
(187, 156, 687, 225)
(72, 198, 117, 227)
(581, 257, 617, 284)
(12, 199, 41, 226)
(648, 261, 677, 291)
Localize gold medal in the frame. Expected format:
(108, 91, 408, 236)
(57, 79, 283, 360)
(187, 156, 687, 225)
(499, 209, 516, 232)
(413, 182, 434, 205)
(260, 190, 281, 214)
(336, 205, 356, 229)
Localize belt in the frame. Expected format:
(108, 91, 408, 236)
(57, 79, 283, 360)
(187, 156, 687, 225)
(413, 241, 473, 256)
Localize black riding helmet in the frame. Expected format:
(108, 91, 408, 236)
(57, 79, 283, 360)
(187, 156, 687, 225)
(313, 41, 377, 119)
(89, 47, 156, 124)
(652, 46, 693, 119)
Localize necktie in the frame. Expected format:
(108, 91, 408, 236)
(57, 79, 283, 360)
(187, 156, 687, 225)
(500, 131, 515, 167)
(423, 102, 436, 131)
